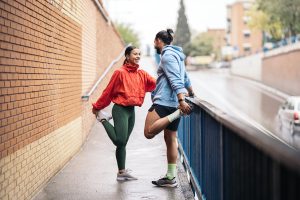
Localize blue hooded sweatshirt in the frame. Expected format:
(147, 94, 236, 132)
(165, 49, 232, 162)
(152, 45, 191, 108)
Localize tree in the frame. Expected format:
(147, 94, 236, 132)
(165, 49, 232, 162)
(114, 22, 140, 47)
(257, 0, 300, 37)
(247, 3, 283, 42)
(173, 0, 191, 53)
(185, 33, 213, 57)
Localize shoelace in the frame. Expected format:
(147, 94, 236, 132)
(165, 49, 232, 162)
(125, 169, 133, 173)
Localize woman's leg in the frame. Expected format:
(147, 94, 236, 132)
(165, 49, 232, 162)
(101, 105, 131, 171)
(126, 109, 135, 144)
(113, 105, 131, 171)
(101, 119, 117, 145)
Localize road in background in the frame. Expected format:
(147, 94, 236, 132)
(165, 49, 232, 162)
(187, 68, 300, 150)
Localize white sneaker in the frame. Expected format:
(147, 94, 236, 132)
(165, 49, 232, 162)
(97, 110, 112, 122)
(117, 169, 138, 181)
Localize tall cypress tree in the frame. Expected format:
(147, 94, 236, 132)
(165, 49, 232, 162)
(174, 0, 191, 49)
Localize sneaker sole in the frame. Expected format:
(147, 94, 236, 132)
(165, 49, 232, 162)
(116, 177, 138, 181)
(152, 182, 178, 188)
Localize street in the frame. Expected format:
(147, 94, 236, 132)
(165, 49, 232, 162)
(187, 68, 300, 150)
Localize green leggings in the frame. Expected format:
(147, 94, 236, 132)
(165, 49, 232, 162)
(101, 104, 135, 170)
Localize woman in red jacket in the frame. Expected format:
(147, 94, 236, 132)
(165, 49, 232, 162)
(92, 46, 156, 181)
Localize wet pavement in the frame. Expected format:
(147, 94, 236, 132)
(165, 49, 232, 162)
(188, 68, 300, 150)
(33, 57, 194, 200)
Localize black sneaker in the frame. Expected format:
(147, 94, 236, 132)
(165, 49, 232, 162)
(152, 176, 178, 188)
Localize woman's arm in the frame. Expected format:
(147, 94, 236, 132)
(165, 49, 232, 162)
(144, 72, 156, 92)
(92, 70, 120, 110)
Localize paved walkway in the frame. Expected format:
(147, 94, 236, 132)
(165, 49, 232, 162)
(33, 57, 194, 200)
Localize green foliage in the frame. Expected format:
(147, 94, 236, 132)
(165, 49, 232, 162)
(247, 3, 283, 41)
(173, 0, 191, 50)
(185, 33, 213, 57)
(257, 0, 300, 37)
(115, 22, 140, 47)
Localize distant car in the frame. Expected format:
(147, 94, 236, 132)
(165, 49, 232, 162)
(220, 61, 231, 68)
(278, 96, 300, 134)
(208, 61, 231, 69)
(208, 61, 222, 68)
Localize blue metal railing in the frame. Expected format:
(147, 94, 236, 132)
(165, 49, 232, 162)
(263, 35, 300, 52)
(178, 98, 300, 200)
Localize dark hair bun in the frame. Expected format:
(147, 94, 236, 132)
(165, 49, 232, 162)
(167, 29, 174, 37)
(155, 29, 174, 45)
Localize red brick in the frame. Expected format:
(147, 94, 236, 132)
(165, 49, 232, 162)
(8, 146, 14, 154)
(0, 143, 4, 151)
(1, 150, 8, 158)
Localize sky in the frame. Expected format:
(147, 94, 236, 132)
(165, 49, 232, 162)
(102, 0, 236, 50)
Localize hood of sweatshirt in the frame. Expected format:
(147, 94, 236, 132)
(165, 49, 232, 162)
(161, 45, 186, 61)
(123, 62, 139, 72)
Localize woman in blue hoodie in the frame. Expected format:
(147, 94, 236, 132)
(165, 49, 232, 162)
(144, 29, 194, 187)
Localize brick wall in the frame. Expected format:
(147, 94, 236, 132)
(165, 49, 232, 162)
(0, 0, 124, 199)
(80, 0, 124, 138)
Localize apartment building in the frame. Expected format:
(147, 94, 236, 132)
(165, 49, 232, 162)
(207, 29, 226, 60)
(226, 0, 262, 57)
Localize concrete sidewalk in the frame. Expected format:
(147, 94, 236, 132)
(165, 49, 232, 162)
(33, 57, 194, 200)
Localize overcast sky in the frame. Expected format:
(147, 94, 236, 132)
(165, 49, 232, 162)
(102, 0, 236, 49)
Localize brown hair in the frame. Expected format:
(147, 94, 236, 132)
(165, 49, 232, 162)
(123, 45, 137, 65)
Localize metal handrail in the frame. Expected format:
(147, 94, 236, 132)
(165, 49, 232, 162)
(81, 45, 130, 101)
(178, 97, 300, 199)
(94, 0, 110, 24)
(188, 97, 300, 171)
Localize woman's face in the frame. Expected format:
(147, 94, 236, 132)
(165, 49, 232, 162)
(128, 48, 141, 64)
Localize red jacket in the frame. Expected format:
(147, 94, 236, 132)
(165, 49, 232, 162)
(93, 63, 156, 110)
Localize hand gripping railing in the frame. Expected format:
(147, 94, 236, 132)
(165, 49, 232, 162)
(81, 45, 130, 101)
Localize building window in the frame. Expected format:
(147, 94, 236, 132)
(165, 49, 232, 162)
(243, 43, 251, 52)
(243, 30, 251, 38)
(243, 16, 250, 25)
(244, 47, 251, 52)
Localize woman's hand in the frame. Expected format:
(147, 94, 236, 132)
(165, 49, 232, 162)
(92, 108, 99, 117)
